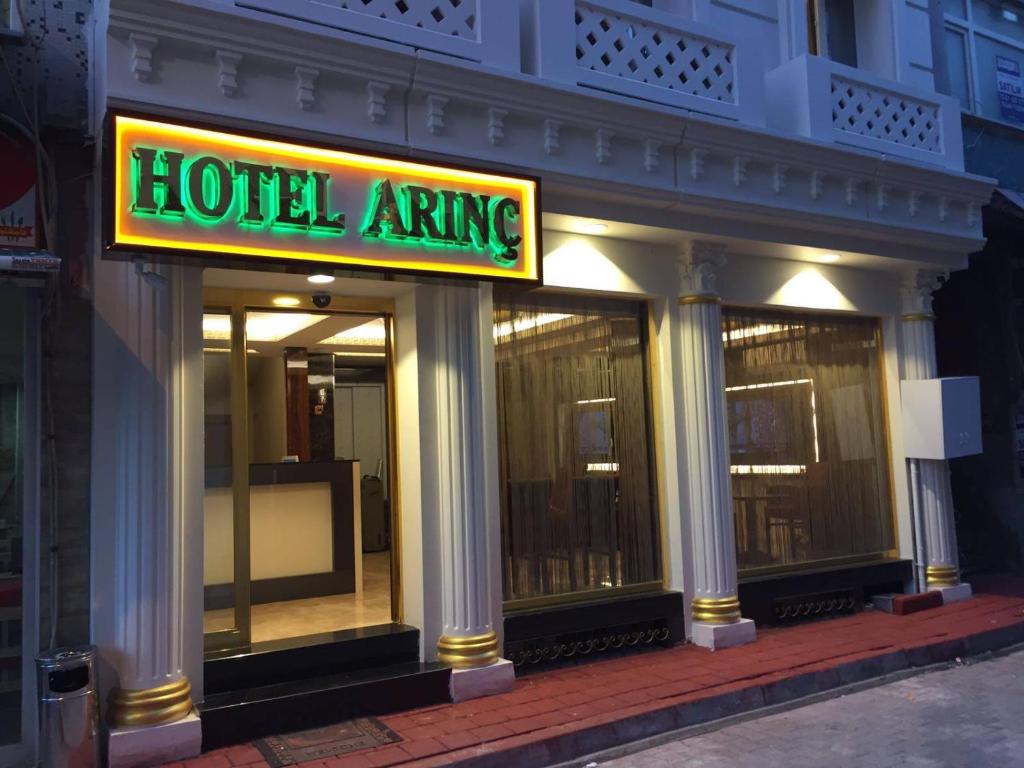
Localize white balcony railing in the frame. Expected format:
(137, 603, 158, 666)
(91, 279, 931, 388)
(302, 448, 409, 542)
(527, 0, 763, 124)
(766, 54, 965, 171)
(238, 0, 520, 70)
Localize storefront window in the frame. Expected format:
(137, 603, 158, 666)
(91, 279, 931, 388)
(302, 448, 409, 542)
(722, 309, 895, 573)
(494, 292, 661, 605)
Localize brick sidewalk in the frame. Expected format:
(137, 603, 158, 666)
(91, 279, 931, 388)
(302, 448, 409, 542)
(178, 581, 1024, 768)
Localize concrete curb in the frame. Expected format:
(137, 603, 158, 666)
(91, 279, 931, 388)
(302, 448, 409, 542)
(442, 620, 1024, 768)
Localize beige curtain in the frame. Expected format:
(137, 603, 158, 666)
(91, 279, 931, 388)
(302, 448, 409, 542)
(722, 309, 895, 572)
(494, 291, 661, 604)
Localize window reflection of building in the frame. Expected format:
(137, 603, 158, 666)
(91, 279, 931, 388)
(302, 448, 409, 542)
(494, 292, 661, 606)
(722, 309, 895, 573)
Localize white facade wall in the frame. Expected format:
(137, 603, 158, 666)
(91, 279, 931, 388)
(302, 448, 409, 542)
(87, 0, 993, 763)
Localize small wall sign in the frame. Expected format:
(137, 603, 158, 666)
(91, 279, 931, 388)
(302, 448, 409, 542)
(106, 114, 540, 282)
(997, 56, 1024, 125)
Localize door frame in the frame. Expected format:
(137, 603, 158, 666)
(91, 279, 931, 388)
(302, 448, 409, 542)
(201, 287, 402, 654)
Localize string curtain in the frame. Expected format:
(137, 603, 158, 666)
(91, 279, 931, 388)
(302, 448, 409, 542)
(722, 308, 895, 573)
(494, 290, 661, 604)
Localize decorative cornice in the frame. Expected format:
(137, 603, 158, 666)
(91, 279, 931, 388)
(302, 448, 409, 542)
(595, 128, 613, 165)
(426, 94, 448, 135)
(366, 81, 389, 123)
(129, 32, 157, 83)
(215, 50, 241, 97)
(644, 139, 661, 173)
(772, 163, 787, 194)
(294, 66, 318, 111)
(487, 106, 507, 145)
(543, 118, 562, 156)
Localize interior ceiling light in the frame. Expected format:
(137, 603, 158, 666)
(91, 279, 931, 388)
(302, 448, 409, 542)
(308, 272, 335, 285)
(571, 220, 608, 236)
(245, 312, 325, 342)
(272, 296, 302, 307)
(817, 253, 841, 263)
(319, 317, 387, 347)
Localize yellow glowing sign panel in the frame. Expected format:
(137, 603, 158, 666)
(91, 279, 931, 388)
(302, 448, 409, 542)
(107, 114, 540, 282)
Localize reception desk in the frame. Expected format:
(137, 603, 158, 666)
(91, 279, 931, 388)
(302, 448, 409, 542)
(204, 460, 361, 608)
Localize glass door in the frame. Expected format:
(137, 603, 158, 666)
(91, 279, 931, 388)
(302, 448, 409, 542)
(202, 298, 398, 653)
(202, 308, 251, 651)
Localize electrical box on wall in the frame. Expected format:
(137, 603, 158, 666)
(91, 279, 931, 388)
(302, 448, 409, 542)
(901, 377, 982, 460)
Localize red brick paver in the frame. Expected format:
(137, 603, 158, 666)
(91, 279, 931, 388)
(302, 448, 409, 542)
(180, 580, 1024, 768)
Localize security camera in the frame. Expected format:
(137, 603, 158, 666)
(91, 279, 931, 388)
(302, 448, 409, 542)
(312, 292, 332, 309)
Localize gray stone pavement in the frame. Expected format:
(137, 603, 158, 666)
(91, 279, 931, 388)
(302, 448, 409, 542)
(593, 648, 1024, 768)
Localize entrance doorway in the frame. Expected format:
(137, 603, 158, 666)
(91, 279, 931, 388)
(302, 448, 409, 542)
(201, 291, 399, 652)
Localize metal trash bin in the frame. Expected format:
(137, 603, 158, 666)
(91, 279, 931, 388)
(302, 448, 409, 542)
(36, 646, 99, 768)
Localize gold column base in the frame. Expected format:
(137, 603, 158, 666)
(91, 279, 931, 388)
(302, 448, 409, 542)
(108, 676, 193, 728)
(926, 564, 959, 588)
(692, 596, 742, 624)
(437, 631, 499, 669)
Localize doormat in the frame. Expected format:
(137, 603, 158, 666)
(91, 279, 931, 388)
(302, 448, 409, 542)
(254, 717, 401, 767)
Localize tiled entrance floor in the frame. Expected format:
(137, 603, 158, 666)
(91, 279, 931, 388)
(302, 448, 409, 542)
(203, 552, 392, 642)
(178, 577, 1024, 768)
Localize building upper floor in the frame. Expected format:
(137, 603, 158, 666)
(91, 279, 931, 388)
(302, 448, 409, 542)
(92, 0, 995, 272)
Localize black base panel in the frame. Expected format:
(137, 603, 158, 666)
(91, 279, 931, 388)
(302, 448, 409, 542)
(198, 661, 451, 750)
(738, 559, 913, 626)
(503, 591, 685, 671)
(203, 623, 420, 695)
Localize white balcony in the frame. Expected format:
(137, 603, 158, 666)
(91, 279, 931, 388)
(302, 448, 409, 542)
(766, 54, 965, 172)
(525, 0, 764, 125)
(237, 0, 521, 71)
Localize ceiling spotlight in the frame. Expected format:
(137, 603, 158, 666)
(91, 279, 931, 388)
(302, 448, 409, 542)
(817, 253, 841, 263)
(572, 220, 608, 236)
(308, 272, 335, 285)
(272, 296, 302, 307)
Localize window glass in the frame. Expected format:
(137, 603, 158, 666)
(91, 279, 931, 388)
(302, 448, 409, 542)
(946, 26, 973, 110)
(823, 0, 858, 67)
(973, 34, 1024, 125)
(0, 287, 25, 747)
(722, 309, 895, 573)
(972, 0, 1024, 43)
(943, 0, 968, 18)
(494, 292, 661, 604)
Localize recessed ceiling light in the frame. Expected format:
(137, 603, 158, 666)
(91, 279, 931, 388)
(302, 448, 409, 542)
(272, 296, 301, 307)
(307, 273, 335, 285)
(817, 253, 841, 263)
(571, 220, 608, 236)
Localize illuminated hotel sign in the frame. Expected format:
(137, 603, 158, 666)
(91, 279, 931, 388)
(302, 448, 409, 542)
(106, 114, 540, 282)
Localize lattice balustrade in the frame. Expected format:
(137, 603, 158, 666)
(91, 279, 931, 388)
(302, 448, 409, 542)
(573, 2, 735, 104)
(332, 0, 478, 39)
(831, 75, 942, 154)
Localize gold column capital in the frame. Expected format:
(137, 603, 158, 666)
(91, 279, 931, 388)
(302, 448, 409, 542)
(901, 312, 936, 323)
(926, 564, 959, 588)
(679, 294, 722, 306)
(691, 595, 742, 624)
(437, 631, 499, 669)
(108, 676, 193, 728)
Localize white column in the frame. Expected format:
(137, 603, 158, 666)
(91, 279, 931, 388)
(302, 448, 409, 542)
(901, 270, 970, 602)
(92, 259, 203, 767)
(423, 283, 513, 700)
(677, 242, 755, 650)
